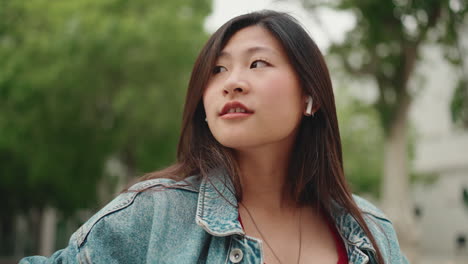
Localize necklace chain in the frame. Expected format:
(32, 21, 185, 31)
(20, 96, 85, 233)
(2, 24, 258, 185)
(239, 203, 302, 264)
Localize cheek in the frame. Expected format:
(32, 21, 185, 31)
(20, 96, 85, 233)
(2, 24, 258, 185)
(263, 75, 304, 134)
(202, 87, 215, 116)
(261, 73, 303, 111)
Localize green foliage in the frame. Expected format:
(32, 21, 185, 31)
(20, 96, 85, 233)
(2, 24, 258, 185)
(302, 0, 467, 196)
(410, 171, 438, 185)
(450, 79, 468, 128)
(303, 0, 468, 133)
(463, 187, 468, 209)
(0, 0, 211, 214)
(335, 80, 420, 196)
(335, 86, 384, 196)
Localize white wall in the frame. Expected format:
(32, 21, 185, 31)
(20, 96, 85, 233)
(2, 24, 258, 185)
(410, 31, 468, 259)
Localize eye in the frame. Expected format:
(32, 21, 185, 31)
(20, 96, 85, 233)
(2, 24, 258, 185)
(250, 60, 269, 69)
(213, 65, 227, 74)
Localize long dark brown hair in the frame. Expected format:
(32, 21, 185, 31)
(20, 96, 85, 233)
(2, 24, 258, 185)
(141, 10, 385, 263)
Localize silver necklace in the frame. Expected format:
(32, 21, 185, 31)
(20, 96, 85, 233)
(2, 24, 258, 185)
(239, 203, 302, 264)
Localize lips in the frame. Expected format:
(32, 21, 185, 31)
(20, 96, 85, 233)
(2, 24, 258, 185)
(219, 101, 254, 116)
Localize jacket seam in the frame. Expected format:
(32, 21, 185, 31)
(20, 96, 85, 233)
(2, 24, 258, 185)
(362, 211, 393, 224)
(224, 236, 233, 264)
(77, 181, 199, 247)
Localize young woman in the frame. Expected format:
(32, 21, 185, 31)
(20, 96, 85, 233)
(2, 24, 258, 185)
(21, 10, 408, 264)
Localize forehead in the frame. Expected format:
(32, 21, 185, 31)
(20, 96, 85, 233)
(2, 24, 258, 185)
(220, 25, 285, 56)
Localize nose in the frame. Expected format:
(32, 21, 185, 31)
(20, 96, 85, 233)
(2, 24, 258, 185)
(224, 86, 245, 95)
(223, 71, 249, 96)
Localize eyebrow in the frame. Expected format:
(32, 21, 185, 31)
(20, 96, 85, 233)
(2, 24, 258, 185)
(217, 46, 279, 59)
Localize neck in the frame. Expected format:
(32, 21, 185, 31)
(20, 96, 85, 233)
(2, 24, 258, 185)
(235, 140, 297, 211)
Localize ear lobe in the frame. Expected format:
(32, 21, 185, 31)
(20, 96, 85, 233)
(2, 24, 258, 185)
(312, 101, 320, 112)
(312, 104, 320, 116)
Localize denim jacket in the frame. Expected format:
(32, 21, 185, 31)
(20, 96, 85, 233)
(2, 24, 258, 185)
(20, 171, 408, 264)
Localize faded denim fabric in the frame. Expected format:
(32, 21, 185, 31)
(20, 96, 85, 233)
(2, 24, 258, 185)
(20, 170, 409, 264)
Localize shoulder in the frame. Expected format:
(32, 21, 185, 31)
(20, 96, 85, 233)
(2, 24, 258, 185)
(76, 176, 202, 247)
(353, 194, 388, 220)
(352, 194, 409, 264)
(20, 176, 205, 263)
(351, 194, 395, 241)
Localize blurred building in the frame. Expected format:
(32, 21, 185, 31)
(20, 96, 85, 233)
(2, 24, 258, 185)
(411, 43, 468, 262)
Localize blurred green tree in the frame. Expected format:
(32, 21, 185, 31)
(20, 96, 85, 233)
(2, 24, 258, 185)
(301, 0, 467, 259)
(0, 0, 210, 255)
(335, 88, 384, 197)
(463, 187, 468, 209)
(451, 79, 468, 128)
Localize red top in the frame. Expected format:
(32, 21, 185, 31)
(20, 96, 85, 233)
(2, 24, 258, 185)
(238, 214, 348, 264)
(327, 217, 348, 264)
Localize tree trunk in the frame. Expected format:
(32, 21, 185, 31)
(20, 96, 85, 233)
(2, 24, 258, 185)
(38, 206, 57, 257)
(381, 97, 419, 263)
(14, 213, 27, 257)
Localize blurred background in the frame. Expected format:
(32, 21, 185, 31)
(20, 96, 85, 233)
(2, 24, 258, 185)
(0, 0, 467, 263)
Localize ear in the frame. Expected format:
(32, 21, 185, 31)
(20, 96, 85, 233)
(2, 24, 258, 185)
(312, 100, 320, 113)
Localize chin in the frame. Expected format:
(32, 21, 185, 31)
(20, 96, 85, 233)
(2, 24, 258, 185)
(215, 137, 254, 149)
(215, 135, 278, 151)
(222, 143, 256, 150)
(212, 133, 255, 149)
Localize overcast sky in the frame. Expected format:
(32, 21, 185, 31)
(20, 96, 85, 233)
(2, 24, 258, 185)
(204, 0, 355, 51)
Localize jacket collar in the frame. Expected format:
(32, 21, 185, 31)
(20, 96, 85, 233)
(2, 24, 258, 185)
(194, 170, 376, 263)
(330, 203, 376, 263)
(195, 168, 244, 237)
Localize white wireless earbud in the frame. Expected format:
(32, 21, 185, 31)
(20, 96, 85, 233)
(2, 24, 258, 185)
(305, 95, 313, 116)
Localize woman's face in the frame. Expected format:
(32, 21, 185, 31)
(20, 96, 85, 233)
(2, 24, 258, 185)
(203, 25, 305, 150)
